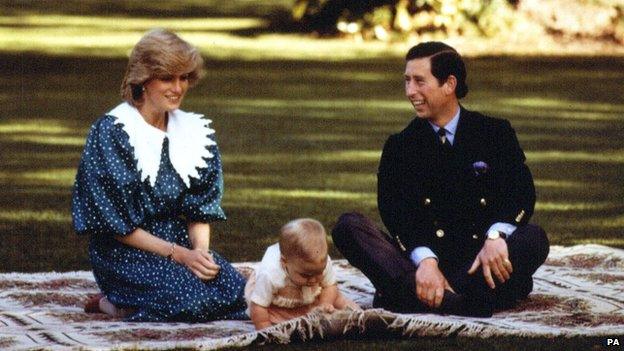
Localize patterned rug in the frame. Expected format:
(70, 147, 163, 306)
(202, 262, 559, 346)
(1, 245, 622, 350)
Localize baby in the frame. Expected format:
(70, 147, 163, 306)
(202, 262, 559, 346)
(245, 218, 359, 330)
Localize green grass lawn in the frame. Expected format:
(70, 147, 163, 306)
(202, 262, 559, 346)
(0, 2, 622, 350)
(2, 53, 622, 272)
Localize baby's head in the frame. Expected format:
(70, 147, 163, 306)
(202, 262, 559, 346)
(279, 218, 328, 287)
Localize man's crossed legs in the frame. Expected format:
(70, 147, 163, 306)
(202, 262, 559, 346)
(332, 212, 549, 317)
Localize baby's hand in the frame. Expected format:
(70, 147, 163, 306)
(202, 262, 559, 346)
(317, 302, 335, 314)
(343, 300, 362, 311)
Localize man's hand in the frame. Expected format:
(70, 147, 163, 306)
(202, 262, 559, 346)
(416, 258, 454, 308)
(468, 238, 513, 289)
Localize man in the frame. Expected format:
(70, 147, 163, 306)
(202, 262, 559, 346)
(332, 42, 549, 317)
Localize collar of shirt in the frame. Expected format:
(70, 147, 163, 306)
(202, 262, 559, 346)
(108, 102, 216, 188)
(428, 106, 460, 145)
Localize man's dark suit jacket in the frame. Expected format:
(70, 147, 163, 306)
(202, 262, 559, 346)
(378, 107, 535, 267)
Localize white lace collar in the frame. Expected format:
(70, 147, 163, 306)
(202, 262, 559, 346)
(108, 102, 216, 188)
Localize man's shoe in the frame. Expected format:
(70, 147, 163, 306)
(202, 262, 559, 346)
(462, 291, 494, 317)
(438, 290, 493, 318)
(372, 291, 385, 308)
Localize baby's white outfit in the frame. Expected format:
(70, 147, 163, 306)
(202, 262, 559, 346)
(245, 243, 336, 309)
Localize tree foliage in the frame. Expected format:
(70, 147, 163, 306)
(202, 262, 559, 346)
(292, 0, 517, 38)
(291, 0, 624, 43)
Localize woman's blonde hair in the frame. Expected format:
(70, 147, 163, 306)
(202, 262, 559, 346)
(120, 28, 204, 105)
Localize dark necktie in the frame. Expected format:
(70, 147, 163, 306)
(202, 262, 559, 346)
(438, 128, 452, 152)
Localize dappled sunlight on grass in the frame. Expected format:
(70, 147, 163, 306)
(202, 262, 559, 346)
(315, 151, 381, 162)
(225, 174, 279, 183)
(288, 133, 364, 143)
(0, 0, 294, 19)
(0, 15, 265, 31)
(206, 98, 409, 111)
(226, 188, 376, 207)
(535, 201, 619, 211)
(2, 28, 624, 271)
(188, 32, 405, 61)
(509, 70, 624, 84)
(0, 209, 70, 223)
(497, 118, 612, 131)
(4, 151, 79, 166)
(0, 15, 269, 58)
(518, 133, 609, 144)
(502, 108, 620, 121)
(198, 67, 401, 83)
(0, 169, 75, 187)
(226, 235, 279, 248)
(3, 187, 69, 197)
(534, 179, 600, 189)
(209, 106, 408, 125)
(526, 150, 624, 163)
(225, 172, 376, 192)
(292, 69, 398, 82)
(469, 102, 623, 122)
(221, 200, 280, 211)
(499, 97, 624, 113)
(224, 150, 381, 164)
(3, 134, 85, 146)
(320, 172, 376, 184)
(0, 27, 140, 57)
(0, 14, 406, 60)
(255, 188, 375, 201)
(573, 214, 624, 229)
(575, 238, 624, 246)
(0, 121, 74, 134)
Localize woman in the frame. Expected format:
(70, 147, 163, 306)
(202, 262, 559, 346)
(72, 29, 247, 322)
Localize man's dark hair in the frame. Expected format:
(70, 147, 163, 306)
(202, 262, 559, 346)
(405, 42, 468, 99)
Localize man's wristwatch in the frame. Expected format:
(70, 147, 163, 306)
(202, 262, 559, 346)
(486, 229, 507, 240)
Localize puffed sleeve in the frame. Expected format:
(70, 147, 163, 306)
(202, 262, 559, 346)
(181, 135, 227, 222)
(248, 270, 276, 307)
(320, 255, 337, 287)
(71, 116, 144, 236)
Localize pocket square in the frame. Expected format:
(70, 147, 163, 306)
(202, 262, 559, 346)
(472, 161, 489, 176)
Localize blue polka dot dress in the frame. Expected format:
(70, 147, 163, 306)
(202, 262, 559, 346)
(72, 103, 247, 322)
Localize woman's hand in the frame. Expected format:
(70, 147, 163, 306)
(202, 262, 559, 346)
(114, 229, 220, 281)
(173, 247, 220, 281)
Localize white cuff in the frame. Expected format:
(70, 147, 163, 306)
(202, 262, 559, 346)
(410, 246, 438, 266)
(488, 222, 517, 238)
